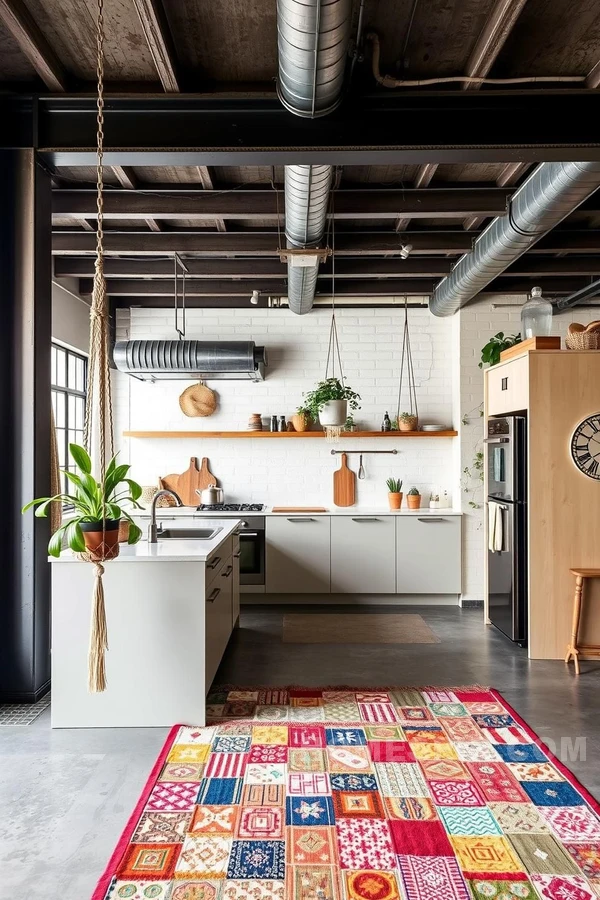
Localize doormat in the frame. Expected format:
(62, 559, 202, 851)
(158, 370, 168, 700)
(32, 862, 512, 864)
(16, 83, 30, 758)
(93, 687, 600, 900)
(283, 613, 441, 643)
(0, 692, 51, 726)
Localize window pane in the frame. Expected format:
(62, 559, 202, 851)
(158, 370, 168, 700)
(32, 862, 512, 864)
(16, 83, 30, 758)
(75, 396, 85, 430)
(68, 394, 76, 430)
(68, 353, 77, 389)
(55, 348, 67, 387)
(54, 392, 66, 428)
(51, 391, 57, 418)
(56, 429, 66, 467)
(76, 358, 86, 392)
(68, 429, 78, 451)
(51, 346, 57, 386)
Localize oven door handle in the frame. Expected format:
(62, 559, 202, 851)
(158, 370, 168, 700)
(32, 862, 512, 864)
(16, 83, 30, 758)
(239, 532, 259, 537)
(484, 437, 510, 444)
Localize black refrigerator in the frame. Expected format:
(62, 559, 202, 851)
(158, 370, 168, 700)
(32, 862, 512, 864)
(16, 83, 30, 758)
(485, 415, 528, 645)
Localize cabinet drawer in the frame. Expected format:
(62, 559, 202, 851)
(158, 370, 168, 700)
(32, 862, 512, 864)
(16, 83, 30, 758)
(396, 517, 461, 593)
(206, 536, 233, 588)
(331, 516, 396, 593)
(487, 356, 528, 415)
(266, 516, 331, 593)
(205, 563, 233, 689)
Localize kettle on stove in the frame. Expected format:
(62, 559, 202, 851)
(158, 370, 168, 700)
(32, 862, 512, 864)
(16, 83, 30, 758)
(197, 484, 225, 505)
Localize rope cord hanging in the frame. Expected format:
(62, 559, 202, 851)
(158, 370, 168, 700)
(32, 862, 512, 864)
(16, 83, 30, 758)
(81, 0, 115, 693)
(323, 188, 346, 442)
(395, 298, 419, 424)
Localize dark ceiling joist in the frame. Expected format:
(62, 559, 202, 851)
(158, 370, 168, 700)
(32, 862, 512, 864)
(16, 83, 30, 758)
(51, 230, 479, 256)
(0, 0, 68, 91)
(131, 0, 180, 92)
(463, 161, 531, 230)
(51, 188, 512, 220)
(22, 94, 600, 166)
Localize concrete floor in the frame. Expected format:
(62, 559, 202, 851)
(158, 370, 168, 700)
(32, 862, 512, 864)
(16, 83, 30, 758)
(2, 604, 599, 898)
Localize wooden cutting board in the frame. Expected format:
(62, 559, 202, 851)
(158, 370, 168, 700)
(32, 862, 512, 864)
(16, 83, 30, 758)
(160, 457, 218, 506)
(272, 507, 329, 513)
(333, 452, 356, 507)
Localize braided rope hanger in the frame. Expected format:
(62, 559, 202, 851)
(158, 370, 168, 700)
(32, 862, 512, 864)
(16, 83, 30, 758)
(81, 0, 115, 693)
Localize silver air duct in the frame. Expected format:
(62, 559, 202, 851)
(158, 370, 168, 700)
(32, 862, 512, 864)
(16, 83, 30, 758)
(285, 164, 333, 315)
(113, 341, 267, 382)
(277, 0, 351, 315)
(277, 0, 351, 118)
(430, 161, 600, 317)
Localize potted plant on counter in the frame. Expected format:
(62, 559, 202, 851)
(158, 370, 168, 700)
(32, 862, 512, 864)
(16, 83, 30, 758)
(303, 377, 361, 428)
(22, 443, 143, 560)
(398, 411, 418, 432)
(291, 405, 312, 433)
(407, 487, 421, 510)
(386, 477, 403, 510)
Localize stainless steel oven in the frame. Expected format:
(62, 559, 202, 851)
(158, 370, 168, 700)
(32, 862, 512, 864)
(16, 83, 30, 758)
(486, 415, 526, 502)
(237, 517, 265, 586)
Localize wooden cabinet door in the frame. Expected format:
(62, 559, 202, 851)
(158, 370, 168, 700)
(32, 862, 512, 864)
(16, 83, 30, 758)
(396, 516, 461, 593)
(266, 516, 331, 593)
(487, 356, 529, 415)
(331, 516, 396, 593)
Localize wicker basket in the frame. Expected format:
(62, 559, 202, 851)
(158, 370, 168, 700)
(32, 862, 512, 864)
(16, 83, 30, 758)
(566, 321, 600, 350)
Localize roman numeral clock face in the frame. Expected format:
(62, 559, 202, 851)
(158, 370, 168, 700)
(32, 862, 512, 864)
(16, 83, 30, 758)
(571, 415, 600, 480)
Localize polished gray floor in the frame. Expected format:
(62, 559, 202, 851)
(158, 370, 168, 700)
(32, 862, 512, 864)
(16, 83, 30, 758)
(2, 604, 599, 898)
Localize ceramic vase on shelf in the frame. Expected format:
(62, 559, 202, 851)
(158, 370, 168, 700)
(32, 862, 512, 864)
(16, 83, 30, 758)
(319, 400, 347, 427)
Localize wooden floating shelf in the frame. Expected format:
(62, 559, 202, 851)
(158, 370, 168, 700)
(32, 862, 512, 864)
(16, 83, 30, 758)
(123, 430, 458, 439)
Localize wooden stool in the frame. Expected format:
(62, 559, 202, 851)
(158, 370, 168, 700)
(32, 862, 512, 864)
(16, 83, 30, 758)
(565, 568, 600, 675)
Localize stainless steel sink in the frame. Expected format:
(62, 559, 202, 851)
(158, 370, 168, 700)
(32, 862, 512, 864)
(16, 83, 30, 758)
(159, 527, 223, 540)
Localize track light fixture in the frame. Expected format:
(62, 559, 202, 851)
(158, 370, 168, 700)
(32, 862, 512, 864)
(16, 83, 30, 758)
(400, 243, 413, 259)
(250, 290, 260, 305)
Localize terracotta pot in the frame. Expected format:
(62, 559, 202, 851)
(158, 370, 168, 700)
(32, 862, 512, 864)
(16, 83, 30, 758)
(118, 519, 130, 542)
(399, 416, 418, 432)
(80, 519, 120, 561)
(388, 492, 403, 510)
(291, 413, 311, 432)
(407, 495, 421, 510)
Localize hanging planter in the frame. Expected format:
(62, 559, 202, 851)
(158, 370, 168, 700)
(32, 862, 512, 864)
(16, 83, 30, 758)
(394, 299, 420, 432)
(300, 195, 361, 442)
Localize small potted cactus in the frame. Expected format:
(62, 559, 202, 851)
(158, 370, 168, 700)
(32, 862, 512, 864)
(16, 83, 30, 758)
(398, 412, 418, 432)
(407, 487, 421, 510)
(386, 477, 403, 510)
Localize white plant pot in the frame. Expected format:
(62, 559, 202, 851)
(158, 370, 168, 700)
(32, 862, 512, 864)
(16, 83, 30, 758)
(319, 399, 347, 427)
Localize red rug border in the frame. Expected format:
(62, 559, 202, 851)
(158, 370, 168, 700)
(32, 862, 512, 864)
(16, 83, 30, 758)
(90, 723, 182, 900)
(89, 686, 600, 900)
(489, 687, 600, 817)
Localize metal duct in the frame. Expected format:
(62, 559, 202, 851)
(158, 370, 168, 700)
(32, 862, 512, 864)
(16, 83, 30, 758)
(113, 340, 267, 381)
(430, 161, 600, 317)
(285, 164, 333, 315)
(277, 0, 351, 118)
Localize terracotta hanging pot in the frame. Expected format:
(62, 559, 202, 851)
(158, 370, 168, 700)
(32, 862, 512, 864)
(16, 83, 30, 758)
(80, 519, 121, 561)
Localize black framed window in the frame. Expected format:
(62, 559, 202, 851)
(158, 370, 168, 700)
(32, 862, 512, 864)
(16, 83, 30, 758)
(51, 344, 88, 495)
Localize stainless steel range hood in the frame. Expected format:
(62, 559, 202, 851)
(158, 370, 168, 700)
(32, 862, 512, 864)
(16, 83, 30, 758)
(113, 340, 267, 382)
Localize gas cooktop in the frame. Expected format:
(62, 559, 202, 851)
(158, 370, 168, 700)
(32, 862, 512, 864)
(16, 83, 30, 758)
(196, 503, 265, 512)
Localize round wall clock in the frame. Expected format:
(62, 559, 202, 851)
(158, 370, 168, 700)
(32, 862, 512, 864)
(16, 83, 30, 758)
(571, 414, 600, 479)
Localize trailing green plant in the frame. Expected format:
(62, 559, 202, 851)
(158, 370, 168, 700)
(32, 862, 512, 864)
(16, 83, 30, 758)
(462, 450, 484, 510)
(296, 404, 312, 419)
(22, 443, 143, 557)
(386, 477, 403, 493)
(302, 377, 361, 422)
(479, 332, 522, 368)
(407, 487, 420, 496)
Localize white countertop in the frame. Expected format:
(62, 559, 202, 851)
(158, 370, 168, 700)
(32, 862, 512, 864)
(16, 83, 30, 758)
(135, 506, 462, 517)
(50, 518, 241, 563)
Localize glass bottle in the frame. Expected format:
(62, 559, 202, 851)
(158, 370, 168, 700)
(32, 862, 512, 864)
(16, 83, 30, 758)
(382, 411, 391, 432)
(521, 286, 553, 339)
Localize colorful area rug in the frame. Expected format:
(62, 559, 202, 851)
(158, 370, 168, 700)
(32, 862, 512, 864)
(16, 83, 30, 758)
(94, 687, 600, 900)
(282, 614, 441, 644)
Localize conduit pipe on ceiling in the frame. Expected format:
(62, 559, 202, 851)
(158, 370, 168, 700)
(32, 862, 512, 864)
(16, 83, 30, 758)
(277, 0, 351, 314)
(430, 162, 600, 317)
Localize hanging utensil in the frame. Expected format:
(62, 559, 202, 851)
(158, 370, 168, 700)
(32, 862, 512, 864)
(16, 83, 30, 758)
(358, 453, 366, 479)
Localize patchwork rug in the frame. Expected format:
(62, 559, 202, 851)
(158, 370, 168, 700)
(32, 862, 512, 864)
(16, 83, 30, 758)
(282, 614, 441, 644)
(94, 687, 600, 900)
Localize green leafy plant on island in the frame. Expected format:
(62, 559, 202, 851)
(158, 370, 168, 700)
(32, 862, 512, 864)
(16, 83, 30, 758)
(22, 443, 144, 557)
(302, 377, 361, 422)
(479, 332, 522, 368)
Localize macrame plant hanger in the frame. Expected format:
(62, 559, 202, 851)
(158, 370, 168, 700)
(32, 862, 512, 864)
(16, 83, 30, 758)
(395, 298, 419, 427)
(323, 191, 345, 443)
(81, 0, 115, 693)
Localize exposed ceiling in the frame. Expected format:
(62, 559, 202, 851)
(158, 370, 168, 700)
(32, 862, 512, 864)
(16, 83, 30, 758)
(1, 0, 599, 307)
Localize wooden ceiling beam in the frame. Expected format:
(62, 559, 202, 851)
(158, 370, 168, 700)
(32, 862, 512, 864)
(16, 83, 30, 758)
(0, 0, 68, 91)
(145, 218, 163, 232)
(396, 164, 438, 231)
(463, 0, 529, 89)
(131, 0, 180, 92)
(463, 161, 530, 230)
(112, 166, 138, 190)
(52, 188, 512, 220)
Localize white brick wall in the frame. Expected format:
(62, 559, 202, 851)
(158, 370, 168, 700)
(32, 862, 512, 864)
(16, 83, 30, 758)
(114, 306, 456, 507)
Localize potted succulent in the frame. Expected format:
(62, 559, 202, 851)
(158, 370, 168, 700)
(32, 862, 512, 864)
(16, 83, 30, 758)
(303, 377, 361, 428)
(22, 443, 143, 560)
(386, 477, 403, 510)
(291, 405, 312, 432)
(344, 415, 357, 433)
(407, 487, 421, 510)
(398, 411, 418, 432)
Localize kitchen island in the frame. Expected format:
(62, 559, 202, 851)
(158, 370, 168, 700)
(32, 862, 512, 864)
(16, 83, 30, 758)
(50, 519, 240, 728)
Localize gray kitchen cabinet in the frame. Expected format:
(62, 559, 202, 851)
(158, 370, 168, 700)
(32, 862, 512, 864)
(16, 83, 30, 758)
(266, 516, 331, 593)
(205, 546, 234, 688)
(396, 516, 461, 593)
(330, 515, 396, 593)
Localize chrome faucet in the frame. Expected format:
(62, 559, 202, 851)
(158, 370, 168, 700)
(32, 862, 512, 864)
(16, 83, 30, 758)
(148, 489, 183, 543)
